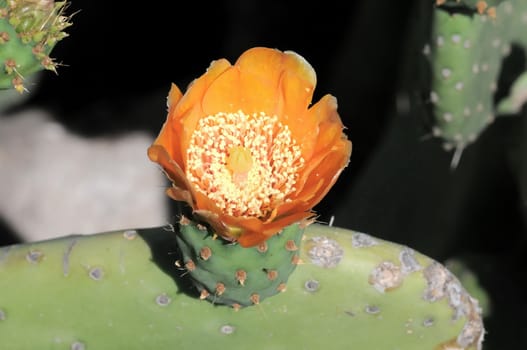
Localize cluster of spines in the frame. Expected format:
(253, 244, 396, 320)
(0, 0, 71, 92)
(175, 216, 304, 309)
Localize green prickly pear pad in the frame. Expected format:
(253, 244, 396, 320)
(175, 217, 304, 308)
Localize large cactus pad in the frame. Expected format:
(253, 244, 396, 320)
(0, 224, 484, 349)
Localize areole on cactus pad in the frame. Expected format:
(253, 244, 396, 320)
(147, 47, 352, 307)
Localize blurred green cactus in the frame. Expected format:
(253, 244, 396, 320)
(0, 0, 71, 93)
(421, 0, 527, 165)
(0, 223, 485, 349)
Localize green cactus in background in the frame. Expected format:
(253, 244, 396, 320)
(421, 0, 527, 166)
(0, 223, 485, 349)
(0, 0, 71, 93)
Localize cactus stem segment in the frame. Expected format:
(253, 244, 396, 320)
(422, 0, 527, 157)
(0, 0, 72, 92)
(0, 224, 485, 349)
(176, 219, 305, 307)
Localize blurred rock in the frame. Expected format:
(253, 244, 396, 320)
(0, 109, 168, 242)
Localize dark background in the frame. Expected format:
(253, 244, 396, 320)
(1, 1, 526, 348)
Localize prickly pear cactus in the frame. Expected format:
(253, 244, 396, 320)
(422, 0, 527, 164)
(176, 217, 304, 308)
(0, 223, 485, 349)
(0, 0, 71, 93)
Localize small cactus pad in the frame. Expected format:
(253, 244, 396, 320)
(176, 217, 304, 307)
(0, 0, 71, 92)
(0, 224, 484, 349)
(422, 0, 527, 157)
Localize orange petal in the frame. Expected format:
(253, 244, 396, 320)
(193, 189, 224, 216)
(272, 199, 311, 220)
(150, 85, 183, 165)
(282, 50, 317, 89)
(201, 67, 242, 115)
(235, 47, 285, 81)
(236, 231, 268, 247)
(262, 211, 315, 236)
(232, 48, 316, 117)
(166, 187, 194, 206)
(178, 104, 206, 168)
(172, 59, 232, 162)
(310, 95, 347, 155)
(167, 83, 183, 114)
(234, 47, 286, 115)
(295, 140, 352, 208)
(151, 60, 231, 167)
(294, 94, 349, 194)
(172, 58, 232, 119)
(147, 145, 188, 190)
(276, 52, 318, 159)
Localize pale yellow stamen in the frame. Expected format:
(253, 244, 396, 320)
(186, 111, 304, 218)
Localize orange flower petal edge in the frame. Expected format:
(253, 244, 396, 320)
(148, 47, 352, 247)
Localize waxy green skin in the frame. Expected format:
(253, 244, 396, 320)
(176, 220, 304, 307)
(424, 0, 527, 153)
(0, 223, 484, 349)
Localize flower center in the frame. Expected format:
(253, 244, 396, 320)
(186, 111, 305, 218)
(226, 146, 253, 186)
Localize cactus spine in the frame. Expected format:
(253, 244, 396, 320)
(0, 223, 484, 349)
(0, 0, 71, 92)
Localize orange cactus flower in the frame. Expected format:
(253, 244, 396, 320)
(148, 47, 352, 247)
